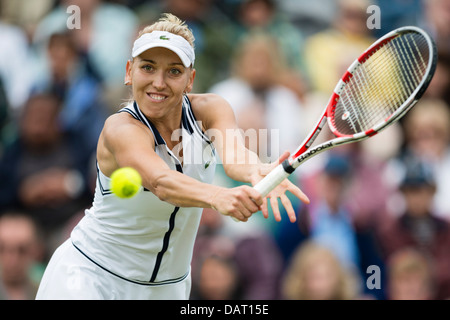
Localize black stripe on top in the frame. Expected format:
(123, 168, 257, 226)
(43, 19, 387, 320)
(183, 95, 214, 145)
(117, 108, 139, 120)
(150, 162, 183, 282)
(96, 162, 113, 196)
(118, 102, 189, 282)
(181, 104, 194, 134)
(133, 102, 166, 145)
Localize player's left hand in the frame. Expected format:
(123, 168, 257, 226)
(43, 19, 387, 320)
(251, 151, 310, 223)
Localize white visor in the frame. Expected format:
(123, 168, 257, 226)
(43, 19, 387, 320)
(131, 31, 195, 68)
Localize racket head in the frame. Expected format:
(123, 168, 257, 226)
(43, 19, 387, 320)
(326, 26, 437, 139)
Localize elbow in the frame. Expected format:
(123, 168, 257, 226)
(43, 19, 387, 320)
(153, 187, 170, 203)
(147, 173, 171, 202)
(222, 163, 235, 178)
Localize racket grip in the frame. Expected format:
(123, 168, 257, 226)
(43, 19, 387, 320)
(254, 163, 291, 197)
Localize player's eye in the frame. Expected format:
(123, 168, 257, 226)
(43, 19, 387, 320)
(169, 68, 182, 75)
(141, 64, 154, 72)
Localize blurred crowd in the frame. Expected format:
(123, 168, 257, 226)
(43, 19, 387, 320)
(0, 0, 449, 300)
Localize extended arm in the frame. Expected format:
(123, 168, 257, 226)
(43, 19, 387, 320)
(97, 112, 262, 221)
(193, 94, 309, 222)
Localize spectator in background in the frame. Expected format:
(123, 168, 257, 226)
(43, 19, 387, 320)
(422, 0, 450, 57)
(374, 0, 423, 37)
(306, 154, 361, 272)
(0, 0, 53, 39)
(191, 209, 284, 299)
(191, 208, 241, 299)
(281, 240, 361, 300)
(423, 54, 450, 107)
(0, 16, 34, 115)
(209, 32, 305, 163)
(192, 254, 241, 300)
(276, 0, 338, 37)
(236, 0, 307, 89)
(34, 32, 108, 156)
(0, 213, 43, 300)
(389, 99, 450, 220)
(0, 0, 32, 150)
(386, 247, 436, 300)
(303, 0, 375, 94)
(32, 0, 138, 107)
(376, 159, 450, 299)
(298, 151, 389, 299)
(301, 141, 394, 230)
(0, 93, 93, 259)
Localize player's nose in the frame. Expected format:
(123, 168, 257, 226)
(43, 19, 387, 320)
(151, 70, 167, 90)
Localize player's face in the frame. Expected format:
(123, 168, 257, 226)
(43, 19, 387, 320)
(125, 47, 195, 119)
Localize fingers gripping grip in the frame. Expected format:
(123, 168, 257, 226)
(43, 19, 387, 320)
(254, 161, 292, 197)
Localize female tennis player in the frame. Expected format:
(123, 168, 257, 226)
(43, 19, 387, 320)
(35, 13, 309, 300)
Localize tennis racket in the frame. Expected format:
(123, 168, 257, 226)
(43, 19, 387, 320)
(254, 26, 437, 197)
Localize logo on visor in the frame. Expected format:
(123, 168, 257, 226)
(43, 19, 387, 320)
(160, 35, 170, 40)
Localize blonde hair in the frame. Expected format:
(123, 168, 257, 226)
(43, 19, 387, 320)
(138, 13, 195, 49)
(231, 31, 286, 78)
(282, 241, 360, 300)
(123, 13, 195, 107)
(387, 247, 435, 299)
(388, 247, 432, 282)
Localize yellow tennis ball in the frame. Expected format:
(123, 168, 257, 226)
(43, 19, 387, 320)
(110, 167, 142, 199)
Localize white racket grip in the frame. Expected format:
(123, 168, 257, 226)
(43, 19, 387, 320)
(254, 164, 290, 197)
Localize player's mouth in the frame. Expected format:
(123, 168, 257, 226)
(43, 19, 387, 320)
(147, 92, 168, 102)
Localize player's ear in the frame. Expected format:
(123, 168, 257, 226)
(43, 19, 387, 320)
(124, 59, 133, 85)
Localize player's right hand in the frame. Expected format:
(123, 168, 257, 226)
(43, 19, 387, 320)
(210, 185, 263, 222)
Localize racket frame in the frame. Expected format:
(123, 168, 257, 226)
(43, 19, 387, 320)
(254, 26, 437, 197)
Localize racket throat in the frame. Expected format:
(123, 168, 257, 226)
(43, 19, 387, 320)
(292, 115, 328, 159)
(282, 159, 296, 174)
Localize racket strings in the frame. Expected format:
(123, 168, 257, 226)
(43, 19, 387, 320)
(369, 33, 427, 119)
(339, 33, 428, 132)
(354, 38, 419, 126)
(333, 32, 430, 135)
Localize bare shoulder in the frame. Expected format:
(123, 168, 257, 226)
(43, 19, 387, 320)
(189, 93, 232, 111)
(97, 112, 155, 176)
(103, 112, 147, 137)
(100, 112, 153, 150)
(188, 93, 235, 129)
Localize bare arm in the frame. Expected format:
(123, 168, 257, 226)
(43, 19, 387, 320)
(97, 112, 262, 221)
(190, 93, 262, 184)
(192, 93, 309, 222)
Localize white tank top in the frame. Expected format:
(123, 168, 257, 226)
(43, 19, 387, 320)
(71, 96, 216, 285)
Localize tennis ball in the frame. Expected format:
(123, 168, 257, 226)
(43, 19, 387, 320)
(110, 167, 142, 199)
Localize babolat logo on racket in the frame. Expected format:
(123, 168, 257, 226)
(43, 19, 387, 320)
(160, 35, 170, 40)
(298, 142, 333, 162)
